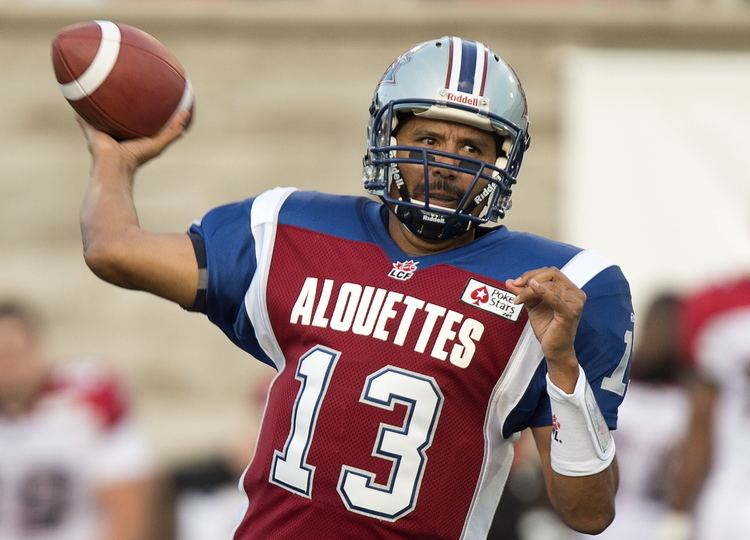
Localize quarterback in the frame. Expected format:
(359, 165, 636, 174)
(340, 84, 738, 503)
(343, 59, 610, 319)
(77, 37, 633, 538)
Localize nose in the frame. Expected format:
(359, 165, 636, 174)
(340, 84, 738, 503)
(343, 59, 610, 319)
(428, 152, 459, 178)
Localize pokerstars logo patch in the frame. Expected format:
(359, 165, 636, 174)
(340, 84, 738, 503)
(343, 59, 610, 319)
(388, 260, 419, 281)
(461, 278, 523, 322)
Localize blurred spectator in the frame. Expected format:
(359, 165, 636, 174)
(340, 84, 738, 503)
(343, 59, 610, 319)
(0, 300, 155, 540)
(667, 276, 750, 540)
(574, 293, 690, 540)
(165, 370, 274, 540)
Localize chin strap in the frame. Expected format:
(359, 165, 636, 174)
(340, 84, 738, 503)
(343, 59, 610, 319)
(392, 203, 473, 241)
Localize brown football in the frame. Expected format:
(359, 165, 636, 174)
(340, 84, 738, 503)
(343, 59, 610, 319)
(51, 20, 193, 140)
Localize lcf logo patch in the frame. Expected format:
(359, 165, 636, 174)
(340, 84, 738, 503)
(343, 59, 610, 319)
(461, 278, 523, 322)
(388, 260, 419, 281)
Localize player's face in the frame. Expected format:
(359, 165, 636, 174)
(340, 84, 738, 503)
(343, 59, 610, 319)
(0, 317, 47, 410)
(632, 299, 681, 380)
(393, 116, 497, 212)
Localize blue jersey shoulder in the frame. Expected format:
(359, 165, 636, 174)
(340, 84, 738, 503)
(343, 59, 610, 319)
(443, 227, 582, 285)
(279, 190, 381, 243)
(189, 197, 273, 367)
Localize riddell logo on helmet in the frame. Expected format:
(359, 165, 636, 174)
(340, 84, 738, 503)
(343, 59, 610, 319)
(422, 213, 446, 224)
(445, 91, 482, 107)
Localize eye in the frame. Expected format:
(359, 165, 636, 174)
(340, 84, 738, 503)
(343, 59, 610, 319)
(420, 137, 437, 146)
(462, 144, 481, 155)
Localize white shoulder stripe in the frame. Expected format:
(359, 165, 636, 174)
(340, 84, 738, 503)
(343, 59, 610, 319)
(250, 187, 297, 229)
(60, 20, 121, 101)
(244, 187, 297, 371)
(561, 249, 615, 288)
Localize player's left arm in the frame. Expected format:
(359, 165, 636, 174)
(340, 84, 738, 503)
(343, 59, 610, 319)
(507, 266, 632, 534)
(531, 425, 619, 533)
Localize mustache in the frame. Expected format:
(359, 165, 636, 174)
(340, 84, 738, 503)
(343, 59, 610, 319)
(412, 178, 465, 200)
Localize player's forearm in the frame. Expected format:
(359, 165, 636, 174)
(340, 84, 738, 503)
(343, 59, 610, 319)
(545, 352, 580, 393)
(547, 460, 617, 534)
(669, 380, 715, 512)
(670, 445, 710, 511)
(80, 152, 142, 285)
(532, 357, 620, 534)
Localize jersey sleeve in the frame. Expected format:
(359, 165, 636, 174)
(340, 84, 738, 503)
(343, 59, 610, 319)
(530, 265, 634, 430)
(188, 198, 273, 366)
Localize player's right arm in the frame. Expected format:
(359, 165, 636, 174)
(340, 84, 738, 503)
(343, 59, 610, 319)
(78, 112, 198, 307)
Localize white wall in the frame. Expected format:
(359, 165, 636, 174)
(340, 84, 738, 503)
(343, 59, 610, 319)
(562, 49, 750, 316)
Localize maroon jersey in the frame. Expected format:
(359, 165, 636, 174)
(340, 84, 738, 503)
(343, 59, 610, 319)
(189, 188, 634, 539)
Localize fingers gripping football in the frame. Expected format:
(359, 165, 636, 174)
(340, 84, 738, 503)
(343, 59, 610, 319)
(505, 267, 587, 364)
(77, 111, 190, 171)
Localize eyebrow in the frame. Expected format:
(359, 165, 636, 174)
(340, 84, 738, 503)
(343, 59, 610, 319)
(410, 128, 492, 152)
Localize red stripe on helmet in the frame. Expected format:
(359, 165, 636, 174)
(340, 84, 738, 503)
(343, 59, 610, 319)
(479, 47, 489, 95)
(445, 38, 454, 88)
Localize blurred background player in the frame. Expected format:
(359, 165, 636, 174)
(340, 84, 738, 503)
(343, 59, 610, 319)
(666, 276, 750, 540)
(573, 293, 691, 540)
(0, 300, 155, 540)
(165, 371, 273, 540)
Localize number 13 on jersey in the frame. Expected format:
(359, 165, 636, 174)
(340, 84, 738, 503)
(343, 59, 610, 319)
(270, 345, 444, 521)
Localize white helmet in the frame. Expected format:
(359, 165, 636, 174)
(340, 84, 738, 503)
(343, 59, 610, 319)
(363, 36, 531, 240)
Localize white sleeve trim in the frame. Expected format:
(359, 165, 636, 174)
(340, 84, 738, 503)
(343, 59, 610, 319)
(560, 249, 614, 288)
(244, 187, 297, 371)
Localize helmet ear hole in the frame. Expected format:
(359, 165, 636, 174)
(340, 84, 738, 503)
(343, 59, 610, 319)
(501, 138, 512, 156)
(391, 111, 412, 139)
(494, 135, 513, 155)
(493, 136, 512, 170)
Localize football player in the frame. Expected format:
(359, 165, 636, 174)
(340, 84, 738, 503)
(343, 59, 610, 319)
(76, 37, 634, 538)
(666, 276, 750, 540)
(0, 301, 154, 540)
(572, 293, 690, 540)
